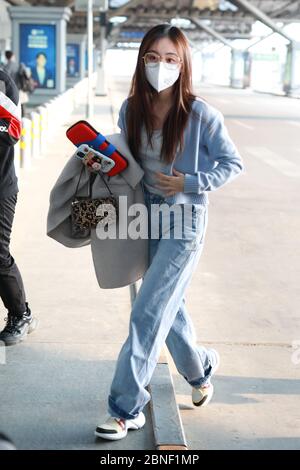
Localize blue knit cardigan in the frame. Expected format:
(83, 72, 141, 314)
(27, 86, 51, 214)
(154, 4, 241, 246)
(117, 97, 245, 205)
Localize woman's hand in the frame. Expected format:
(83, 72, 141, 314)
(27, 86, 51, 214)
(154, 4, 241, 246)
(155, 168, 185, 196)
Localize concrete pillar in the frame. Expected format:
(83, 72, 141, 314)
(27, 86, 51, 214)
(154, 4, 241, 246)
(96, 11, 107, 97)
(0, 1, 11, 63)
(283, 41, 300, 97)
(230, 49, 246, 89)
(243, 50, 252, 88)
(201, 52, 213, 83)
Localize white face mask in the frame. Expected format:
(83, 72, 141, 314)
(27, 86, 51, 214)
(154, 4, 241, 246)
(145, 62, 180, 93)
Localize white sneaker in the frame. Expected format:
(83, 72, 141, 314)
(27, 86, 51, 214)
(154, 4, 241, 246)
(95, 412, 146, 441)
(192, 348, 220, 407)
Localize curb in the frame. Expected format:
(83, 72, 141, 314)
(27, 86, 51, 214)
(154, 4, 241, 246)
(148, 347, 188, 451)
(129, 284, 188, 450)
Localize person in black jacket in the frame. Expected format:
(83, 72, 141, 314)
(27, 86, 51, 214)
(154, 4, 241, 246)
(3, 51, 30, 118)
(0, 69, 37, 345)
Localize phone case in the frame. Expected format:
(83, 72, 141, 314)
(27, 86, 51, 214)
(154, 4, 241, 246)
(66, 120, 128, 177)
(75, 144, 116, 173)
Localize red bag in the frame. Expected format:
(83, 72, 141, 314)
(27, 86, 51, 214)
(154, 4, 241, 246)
(66, 120, 128, 177)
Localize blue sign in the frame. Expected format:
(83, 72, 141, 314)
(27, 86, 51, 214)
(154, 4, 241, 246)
(85, 48, 88, 71)
(20, 24, 56, 89)
(67, 44, 80, 77)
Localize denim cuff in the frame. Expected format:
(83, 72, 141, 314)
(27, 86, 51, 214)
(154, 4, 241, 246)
(108, 396, 139, 420)
(188, 366, 213, 388)
(187, 366, 212, 388)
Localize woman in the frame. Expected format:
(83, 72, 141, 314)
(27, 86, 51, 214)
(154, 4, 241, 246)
(95, 24, 244, 440)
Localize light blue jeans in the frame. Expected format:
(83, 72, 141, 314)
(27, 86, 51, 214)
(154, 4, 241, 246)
(108, 185, 215, 419)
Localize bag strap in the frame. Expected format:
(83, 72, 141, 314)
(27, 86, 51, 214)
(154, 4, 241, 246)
(74, 165, 114, 199)
(74, 164, 85, 197)
(97, 172, 114, 198)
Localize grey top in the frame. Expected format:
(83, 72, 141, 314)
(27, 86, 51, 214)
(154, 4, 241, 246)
(139, 126, 173, 196)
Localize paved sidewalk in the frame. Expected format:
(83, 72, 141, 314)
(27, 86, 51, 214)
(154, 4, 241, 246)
(109, 75, 300, 450)
(0, 90, 155, 450)
(169, 82, 300, 450)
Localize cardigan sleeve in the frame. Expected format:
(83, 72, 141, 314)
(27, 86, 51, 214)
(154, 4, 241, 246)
(184, 111, 245, 194)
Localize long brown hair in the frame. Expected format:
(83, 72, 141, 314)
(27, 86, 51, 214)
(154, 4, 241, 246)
(126, 24, 196, 164)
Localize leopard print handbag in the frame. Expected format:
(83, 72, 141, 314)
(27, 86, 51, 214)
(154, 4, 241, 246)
(70, 166, 118, 239)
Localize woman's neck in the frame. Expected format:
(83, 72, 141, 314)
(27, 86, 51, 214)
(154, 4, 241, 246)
(154, 87, 173, 106)
(151, 87, 175, 129)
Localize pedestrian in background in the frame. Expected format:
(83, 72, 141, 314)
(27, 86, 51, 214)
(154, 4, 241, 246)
(3, 51, 31, 118)
(0, 69, 37, 346)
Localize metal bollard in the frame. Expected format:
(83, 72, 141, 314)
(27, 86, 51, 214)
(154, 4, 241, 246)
(14, 140, 21, 177)
(20, 117, 32, 169)
(30, 111, 41, 159)
(61, 91, 73, 121)
(37, 106, 48, 154)
(44, 102, 54, 138)
(67, 88, 75, 115)
(53, 97, 63, 126)
(46, 99, 56, 129)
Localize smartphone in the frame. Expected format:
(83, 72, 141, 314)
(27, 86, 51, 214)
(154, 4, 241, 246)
(75, 144, 116, 174)
(66, 120, 128, 177)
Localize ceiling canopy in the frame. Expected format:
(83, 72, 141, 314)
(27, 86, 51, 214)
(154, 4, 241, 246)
(5, 0, 300, 45)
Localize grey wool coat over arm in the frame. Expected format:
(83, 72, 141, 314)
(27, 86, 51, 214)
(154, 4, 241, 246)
(47, 133, 149, 289)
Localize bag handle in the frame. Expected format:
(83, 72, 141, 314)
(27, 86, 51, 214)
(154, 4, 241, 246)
(74, 164, 85, 197)
(97, 172, 114, 198)
(74, 165, 115, 199)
